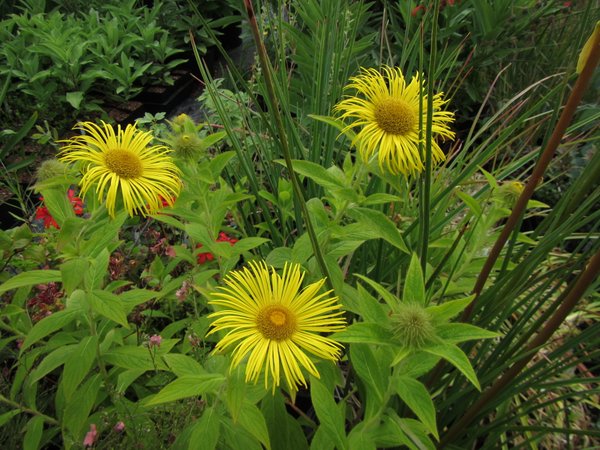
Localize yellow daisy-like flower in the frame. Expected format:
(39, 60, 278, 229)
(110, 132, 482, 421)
(334, 66, 455, 176)
(208, 261, 346, 393)
(59, 121, 181, 218)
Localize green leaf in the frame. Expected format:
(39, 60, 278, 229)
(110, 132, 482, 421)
(350, 344, 387, 409)
(0, 270, 61, 294)
(21, 309, 81, 352)
(266, 247, 293, 268)
(143, 374, 225, 406)
(424, 344, 480, 390)
(61, 335, 98, 401)
(63, 374, 102, 439)
(435, 323, 499, 344)
(60, 258, 88, 295)
(287, 160, 345, 191)
(23, 416, 44, 450)
(354, 275, 399, 310)
(89, 290, 129, 328)
(394, 376, 438, 440)
(455, 190, 482, 216)
(29, 345, 77, 383)
(403, 253, 426, 306)
(161, 353, 205, 377)
(238, 401, 271, 450)
(310, 376, 347, 450)
(0, 410, 20, 427)
(347, 207, 409, 254)
(65, 91, 84, 109)
(332, 323, 394, 346)
(262, 393, 309, 450)
(426, 296, 474, 322)
(308, 114, 356, 141)
(188, 406, 220, 450)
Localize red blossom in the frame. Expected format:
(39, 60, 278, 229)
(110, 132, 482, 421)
(35, 205, 59, 229)
(83, 424, 98, 447)
(195, 232, 238, 265)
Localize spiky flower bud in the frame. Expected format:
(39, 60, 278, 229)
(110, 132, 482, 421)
(35, 159, 67, 183)
(391, 303, 436, 350)
(172, 133, 206, 160)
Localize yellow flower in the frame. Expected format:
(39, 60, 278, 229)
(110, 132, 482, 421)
(59, 121, 181, 218)
(208, 261, 346, 393)
(334, 66, 455, 176)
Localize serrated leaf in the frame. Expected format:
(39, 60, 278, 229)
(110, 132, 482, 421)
(332, 323, 394, 346)
(60, 258, 88, 295)
(143, 374, 225, 406)
(424, 344, 480, 390)
(394, 376, 438, 439)
(350, 344, 387, 407)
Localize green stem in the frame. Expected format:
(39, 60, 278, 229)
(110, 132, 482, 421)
(0, 393, 59, 426)
(242, 0, 334, 290)
(462, 28, 600, 321)
(420, 0, 441, 272)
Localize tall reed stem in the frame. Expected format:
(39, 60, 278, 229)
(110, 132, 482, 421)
(242, 0, 334, 290)
(419, 0, 441, 272)
(463, 28, 600, 321)
(440, 247, 600, 447)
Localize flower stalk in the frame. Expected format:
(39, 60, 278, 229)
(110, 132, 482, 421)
(463, 25, 600, 321)
(242, 0, 334, 290)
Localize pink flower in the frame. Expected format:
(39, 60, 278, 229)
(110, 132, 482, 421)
(83, 424, 98, 447)
(149, 334, 162, 348)
(114, 421, 125, 433)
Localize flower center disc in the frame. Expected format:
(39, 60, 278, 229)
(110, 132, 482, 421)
(256, 305, 297, 341)
(104, 149, 143, 179)
(374, 98, 416, 135)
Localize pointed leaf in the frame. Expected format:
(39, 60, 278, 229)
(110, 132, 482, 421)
(143, 374, 225, 406)
(347, 207, 409, 253)
(435, 323, 499, 344)
(424, 344, 480, 390)
(394, 376, 438, 439)
(403, 253, 426, 305)
(332, 323, 394, 346)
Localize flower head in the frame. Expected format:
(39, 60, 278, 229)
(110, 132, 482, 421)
(59, 121, 181, 218)
(149, 334, 162, 348)
(83, 424, 98, 447)
(334, 66, 455, 176)
(114, 421, 125, 433)
(208, 261, 346, 393)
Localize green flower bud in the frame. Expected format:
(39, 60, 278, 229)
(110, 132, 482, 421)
(391, 303, 436, 350)
(35, 159, 68, 183)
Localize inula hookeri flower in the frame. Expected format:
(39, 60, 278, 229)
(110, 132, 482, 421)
(335, 66, 455, 176)
(59, 121, 181, 218)
(208, 261, 346, 393)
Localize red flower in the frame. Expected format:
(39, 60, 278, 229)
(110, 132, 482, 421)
(411, 5, 425, 16)
(35, 205, 59, 229)
(196, 232, 238, 264)
(68, 189, 84, 216)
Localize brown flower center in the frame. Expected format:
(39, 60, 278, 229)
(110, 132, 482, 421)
(256, 305, 297, 341)
(374, 98, 416, 135)
(104, 149, 143, 179)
